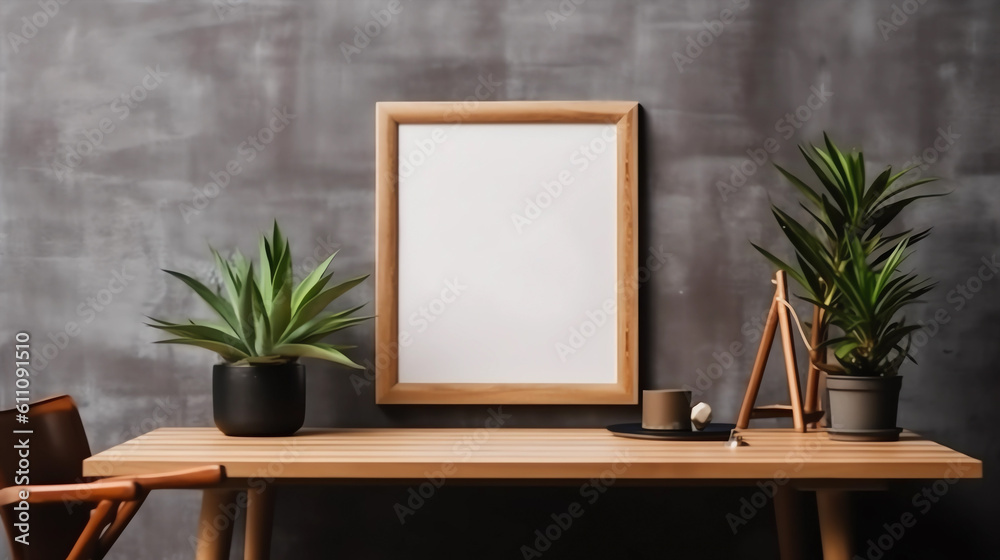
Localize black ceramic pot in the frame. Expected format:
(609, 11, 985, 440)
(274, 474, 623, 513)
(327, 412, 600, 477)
(212, 363, 305, 437)
(826, 374, 902, 441)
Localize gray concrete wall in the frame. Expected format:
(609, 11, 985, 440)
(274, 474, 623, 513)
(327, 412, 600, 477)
(1, 0, 997, 558)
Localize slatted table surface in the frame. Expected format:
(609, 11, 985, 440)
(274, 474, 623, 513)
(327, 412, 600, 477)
(83, 427, 982, 481)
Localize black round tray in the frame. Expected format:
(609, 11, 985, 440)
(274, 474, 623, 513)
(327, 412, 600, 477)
(827, 427, 902, 442)
(606, 423, 736, 441)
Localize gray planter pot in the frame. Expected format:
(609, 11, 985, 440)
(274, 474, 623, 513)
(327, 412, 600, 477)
(826, 375, 902, 441)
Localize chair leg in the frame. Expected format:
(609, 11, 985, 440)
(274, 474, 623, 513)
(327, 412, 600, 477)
(68, 500, 117, 560)
(196, 489, 239, 560)
(774, 485, 803, 560)
(245, 484, 276, 560)
(816, 489, 852, 560)
(97, 492, 147, 554)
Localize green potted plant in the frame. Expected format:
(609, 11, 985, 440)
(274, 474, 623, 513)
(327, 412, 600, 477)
(149, 222, 370, 436)
(752, 134, 944, 441)
(818, 236, 932, 438)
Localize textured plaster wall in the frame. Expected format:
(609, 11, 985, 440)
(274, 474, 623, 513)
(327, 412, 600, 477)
(1, 0, 998, 557)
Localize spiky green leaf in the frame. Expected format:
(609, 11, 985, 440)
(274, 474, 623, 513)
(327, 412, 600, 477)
(163, 270, 240, 334)
(283, 275, 369, 339)
(270, 343, 364, 369)
(238, 263, 257, 355)
(292, 252, 337, 311)
(154, 338, 249, 362)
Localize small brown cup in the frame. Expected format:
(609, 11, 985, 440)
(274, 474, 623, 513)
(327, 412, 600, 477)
(642, 389, 692, 431)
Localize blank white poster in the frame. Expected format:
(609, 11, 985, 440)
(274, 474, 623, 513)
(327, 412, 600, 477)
(397, 123, 618, 384)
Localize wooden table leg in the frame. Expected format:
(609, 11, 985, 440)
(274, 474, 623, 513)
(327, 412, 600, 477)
(774, 485, 802, 560)
(816, 489, 852, 560)
(245, 484, 276, 560)
(196, 489, 238, 560)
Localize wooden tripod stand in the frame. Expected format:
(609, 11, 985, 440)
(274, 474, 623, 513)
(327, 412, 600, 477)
(736, 270, 824, 432)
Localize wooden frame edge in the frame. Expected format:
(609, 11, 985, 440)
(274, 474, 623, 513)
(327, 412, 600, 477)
(375, 102, 399, 405)
(375, 101, 639, 404)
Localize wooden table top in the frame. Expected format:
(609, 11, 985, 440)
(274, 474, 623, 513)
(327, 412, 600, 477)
(83, 427, 982, 481)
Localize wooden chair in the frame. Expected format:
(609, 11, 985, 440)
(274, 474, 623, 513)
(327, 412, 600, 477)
(0, 395, 224, 560)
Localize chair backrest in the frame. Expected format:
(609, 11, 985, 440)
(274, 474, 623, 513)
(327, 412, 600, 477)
(0, 395, 94, 560)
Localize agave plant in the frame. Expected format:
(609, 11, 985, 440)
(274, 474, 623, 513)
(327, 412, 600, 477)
(752, 133, 945, 376)
(810, 236, 933, 376)
(148, 222, 370, 368)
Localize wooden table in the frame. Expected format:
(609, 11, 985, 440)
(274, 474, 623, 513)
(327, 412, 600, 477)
(83, 428, 982, 560)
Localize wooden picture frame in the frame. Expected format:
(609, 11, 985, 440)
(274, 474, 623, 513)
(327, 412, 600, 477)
(375, 101, 638, 404)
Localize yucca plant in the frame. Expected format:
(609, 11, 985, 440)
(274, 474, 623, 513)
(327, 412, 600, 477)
(810, 236, 933, 376)
(753, 133, 941, 311)
(752, 133, 945, 376)
(148, 222, 370, 369)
